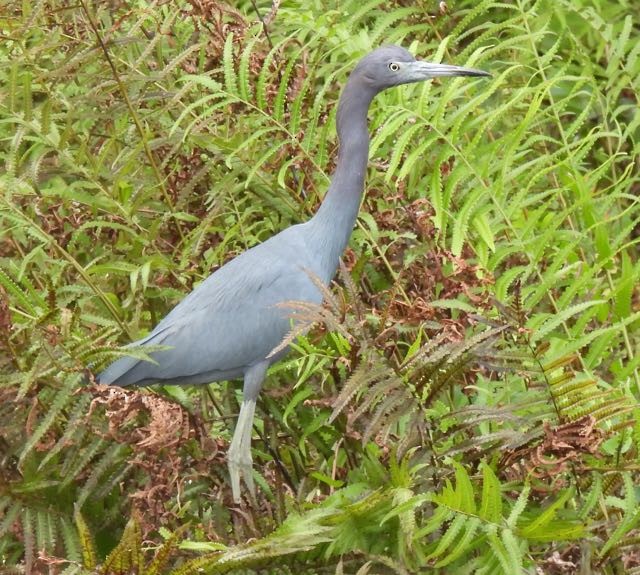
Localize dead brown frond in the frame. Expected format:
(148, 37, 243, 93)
(89, 384, 191, 450)
(87, 384, 223, 522)
(500, 415, 606, 485)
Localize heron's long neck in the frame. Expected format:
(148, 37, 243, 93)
(309, 79, 375, 274)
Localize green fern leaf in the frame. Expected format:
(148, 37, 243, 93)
(480, 461, 502, 523)
(74, 509, 97, 571)
(223, 33, 238, 96)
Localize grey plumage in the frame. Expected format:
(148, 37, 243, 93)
(98, 45, 489, 502)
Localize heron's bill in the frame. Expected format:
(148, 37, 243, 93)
(409, 61, 491, 80)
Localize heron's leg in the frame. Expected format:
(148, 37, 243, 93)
(229, 396, 256, 501)
(228, 361, 268, 503)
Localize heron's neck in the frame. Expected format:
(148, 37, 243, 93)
(309, 79, 376, 273)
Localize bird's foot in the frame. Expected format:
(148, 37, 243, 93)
(228, 449, 255, 503)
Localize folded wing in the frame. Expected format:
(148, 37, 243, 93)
(98, 229, 322, 387)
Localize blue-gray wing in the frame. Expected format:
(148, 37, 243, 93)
(98, 230, 322, 387)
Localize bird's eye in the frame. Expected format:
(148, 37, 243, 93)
(388, 62, 400, 72)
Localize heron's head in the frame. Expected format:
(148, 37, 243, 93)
(352, 45, 490, 93)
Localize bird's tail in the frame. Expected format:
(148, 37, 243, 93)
(96, 326, 172, 386)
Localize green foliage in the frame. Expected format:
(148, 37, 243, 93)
(1, 0, 639, 573)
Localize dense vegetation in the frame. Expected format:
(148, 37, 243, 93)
(1, 0, 639, 573)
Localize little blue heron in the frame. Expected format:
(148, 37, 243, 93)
(98, 45, 489, 502)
